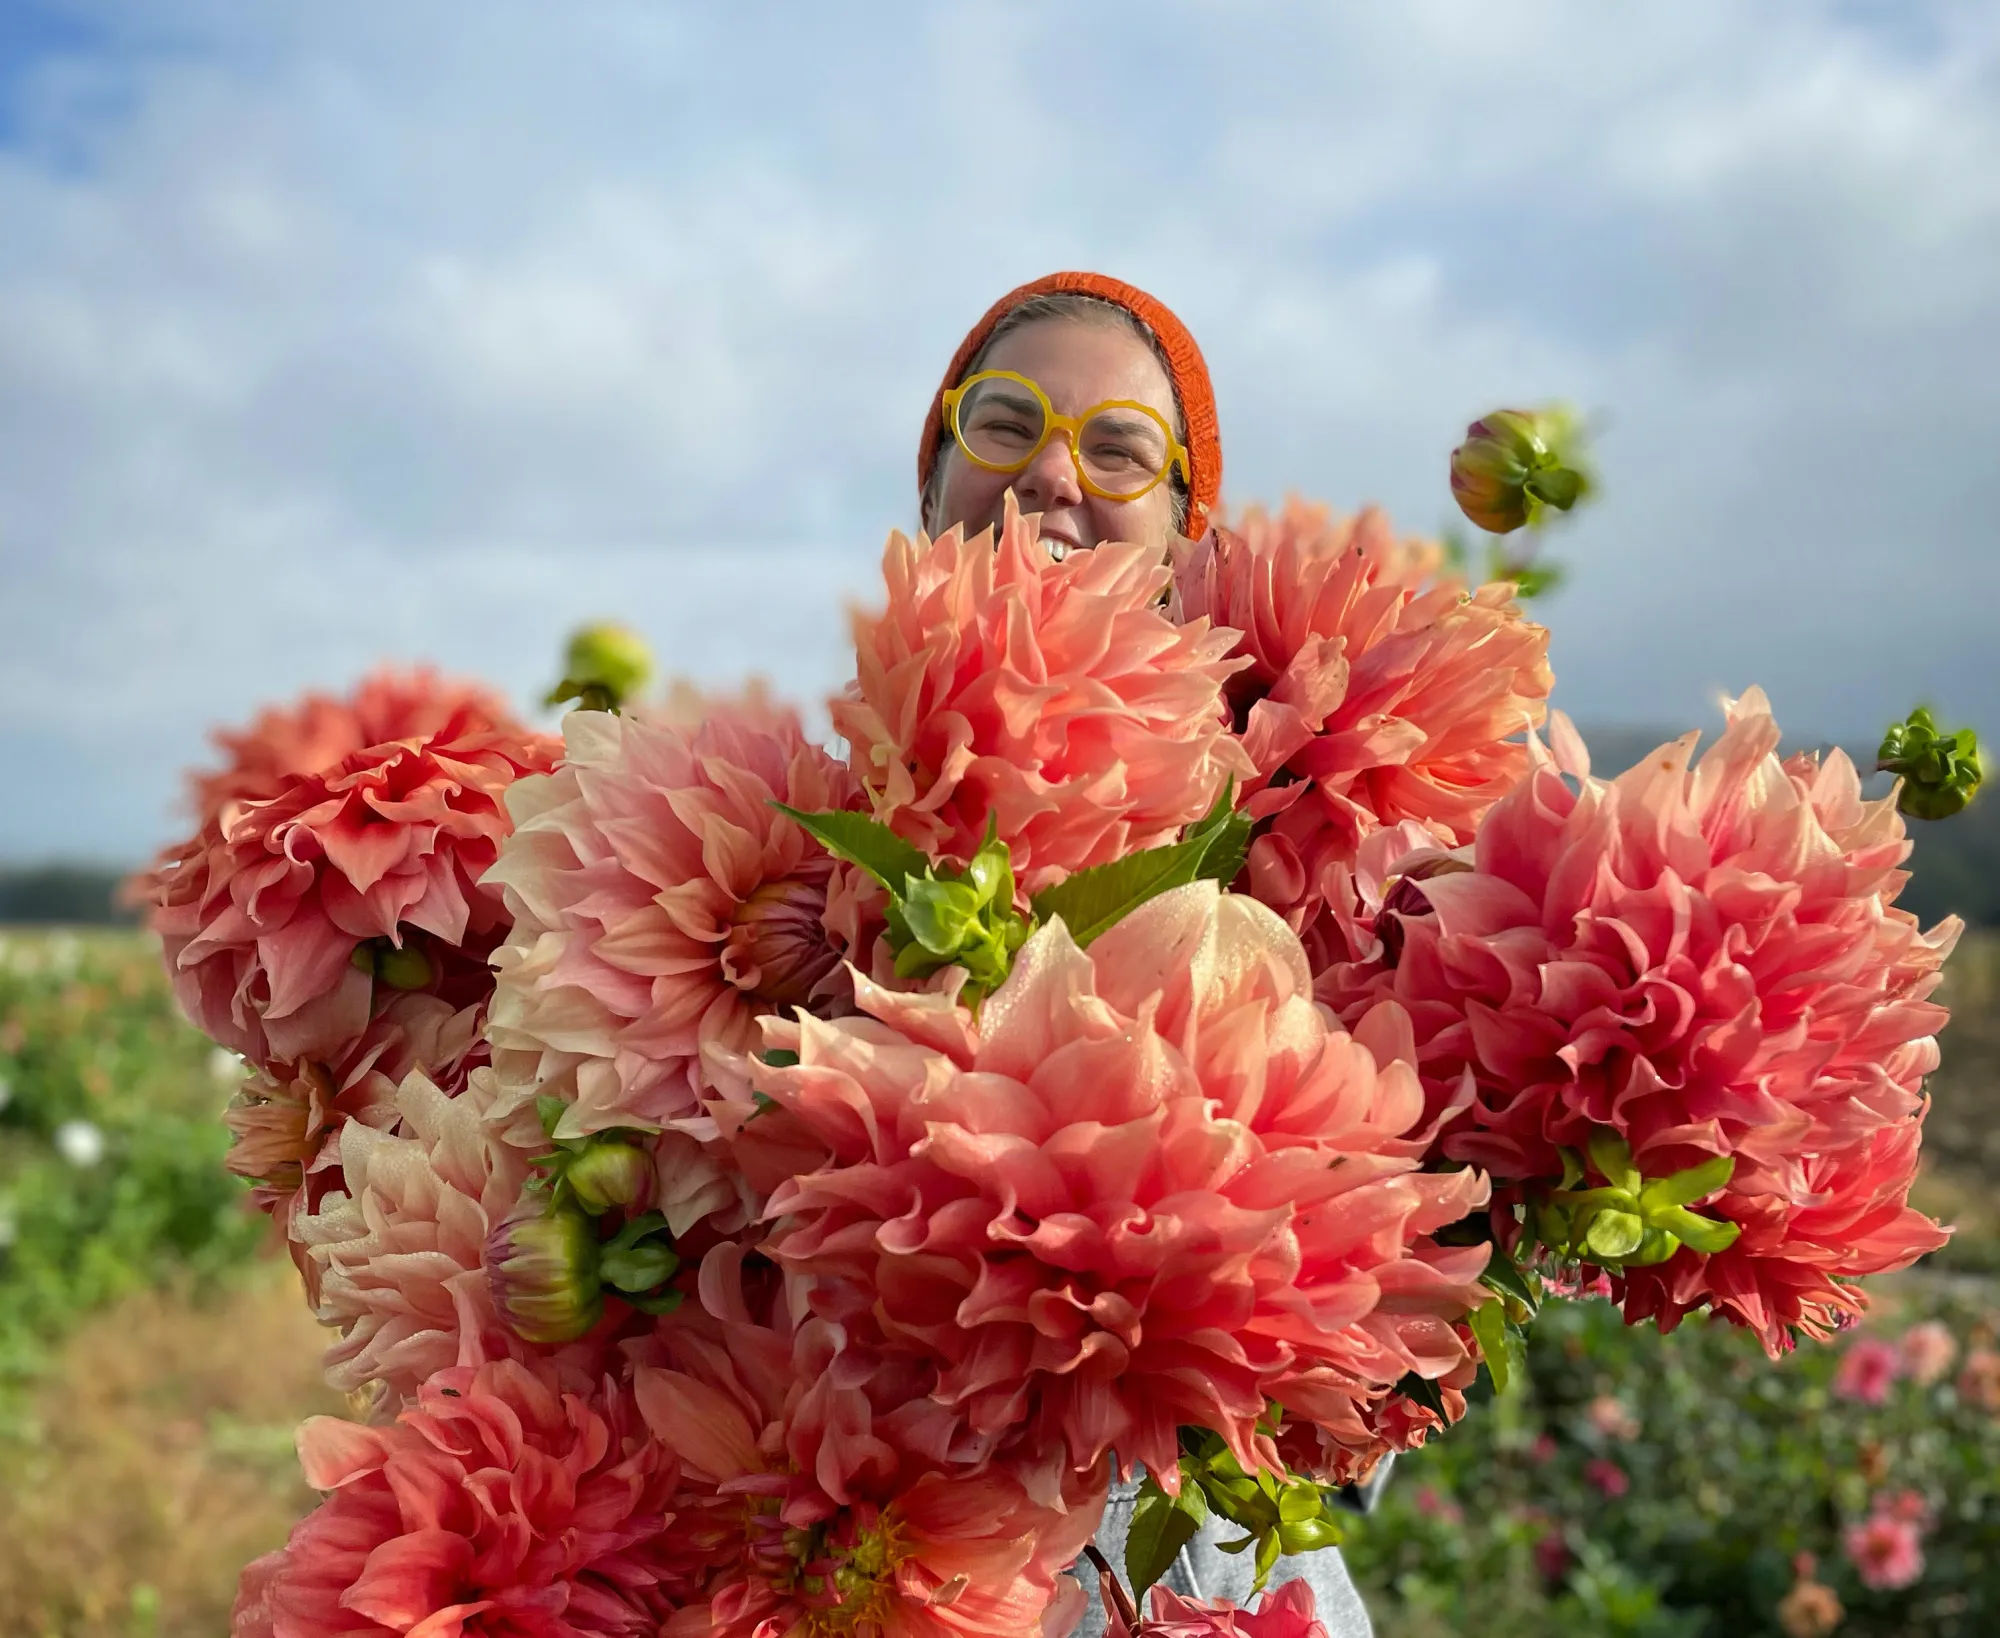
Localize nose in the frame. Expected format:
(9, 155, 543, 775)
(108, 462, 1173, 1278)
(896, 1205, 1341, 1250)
(1010, 425, 1084, 512)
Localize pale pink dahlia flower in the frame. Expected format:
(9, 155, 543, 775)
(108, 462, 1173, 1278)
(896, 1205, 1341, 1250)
(759, 882, 1491, 1499)
(232, 1356, 689, 1638)
(225, 993, 487, 1277)
(1832, 1336, 1904, 1406)
(1104, 1580, 1330, 1638)
(191, 666, 532, 819)
(625, 1246, 1103, 1638)
(482, 702, 856, 1184)
(137, 691, 558, 1073)
(1171, 501, 1550, 952)
(1354, 690, 1956, 1351)
(294, 1068, 532, 1399)
(833, 493, 1253, 893)
(1898, 1319, 1958, 1386)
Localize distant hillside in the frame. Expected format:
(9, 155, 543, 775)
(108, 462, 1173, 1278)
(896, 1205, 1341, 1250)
(1577, 726, 1996, 930)
(0, 865, 141, 926)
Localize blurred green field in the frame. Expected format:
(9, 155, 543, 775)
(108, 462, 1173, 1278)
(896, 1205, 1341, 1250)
(0, 925, 1993, 1636)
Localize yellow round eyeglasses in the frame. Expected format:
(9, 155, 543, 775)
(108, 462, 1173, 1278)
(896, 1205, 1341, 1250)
(940, 369, 1190, 502)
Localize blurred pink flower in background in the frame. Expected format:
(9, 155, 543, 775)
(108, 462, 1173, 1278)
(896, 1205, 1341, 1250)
(1528, 1433, 1559, 1465)
(1843, 1511, 1925, 1591)
(1532, 1529, 1572, 1583)
(1879, 1489, 1934, 1528)
(1956, 1346, 2000, 1412)
(1777, 1553, 1845, 1638)
(1584, 1457, 1630, 1498)
(1833, 1337, 1904, 1406)
(1585, 1395, 1641, 1442)
(1898, 1319, 1958, 1386)
(1413, 1485, 1464, 1526)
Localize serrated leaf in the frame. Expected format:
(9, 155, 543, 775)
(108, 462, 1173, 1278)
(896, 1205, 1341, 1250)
(1126, 1478, 1202, 1597)
(900, 876, 981, 955)
(771, 804, 930, 892)
(1031, 837, 1211, 946)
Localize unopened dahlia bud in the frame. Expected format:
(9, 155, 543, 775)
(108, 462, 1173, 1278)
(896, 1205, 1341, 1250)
(1877, 706, 1982, 820)
(565, 1137, 653, 1215)
(1450, 407, 1592, 535)
(347, 938, 435, 991)
(486, 1204, 603, 1343)
(546, 622, 654, 713)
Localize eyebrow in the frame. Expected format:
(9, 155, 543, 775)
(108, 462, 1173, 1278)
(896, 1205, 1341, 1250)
(971, 387, 1043, 416)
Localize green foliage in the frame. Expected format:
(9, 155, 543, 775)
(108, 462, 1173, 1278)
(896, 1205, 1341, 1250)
(1345, 1284, 2000, 1638)
(0, 930, 266, 1432)
(1031, 783, 1250, 944)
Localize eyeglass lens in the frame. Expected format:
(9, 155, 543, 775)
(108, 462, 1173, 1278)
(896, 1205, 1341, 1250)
(954, 377, 1172, 499)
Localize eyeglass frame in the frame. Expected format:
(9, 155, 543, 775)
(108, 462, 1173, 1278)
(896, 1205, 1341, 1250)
(939, 369, 1191, 503)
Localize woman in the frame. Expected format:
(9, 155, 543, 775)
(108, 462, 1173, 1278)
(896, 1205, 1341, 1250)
(918, 271, 1378, 1638)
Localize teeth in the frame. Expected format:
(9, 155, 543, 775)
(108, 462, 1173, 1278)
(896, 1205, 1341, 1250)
(1046, 540, 1070, 561)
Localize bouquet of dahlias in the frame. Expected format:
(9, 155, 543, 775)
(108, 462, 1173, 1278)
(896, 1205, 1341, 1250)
(133, 415, 1972, 1634)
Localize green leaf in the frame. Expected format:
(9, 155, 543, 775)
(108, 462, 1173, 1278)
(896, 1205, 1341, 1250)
(756, 1049, 799, 1070)
(535, 1096, 569, 1139)
(770, 804, 930, 892)
(1252, 1524, 1283, 1591)
(599, 1242, 680, 1292)
(1586, 1129, 1641, 1194)
(1126, 1477, 1203, 1596)
(1585, 1208, 1645, 1261)
(1469, 1299, 1514, 1394)
(1652, 1204, 1742, 1255)
(1640, 1153, 1734, 1210)
(619, 1288, 684, 1316)
(1030, 837, 1211, 946)
(1479, 1238, 1543, 1315)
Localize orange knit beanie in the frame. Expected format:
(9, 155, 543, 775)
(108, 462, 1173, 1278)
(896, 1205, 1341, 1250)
(918, 271, 1222, 536)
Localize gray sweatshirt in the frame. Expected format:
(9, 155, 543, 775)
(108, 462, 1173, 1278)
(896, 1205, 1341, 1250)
(1061, 1471, 1375, 1637)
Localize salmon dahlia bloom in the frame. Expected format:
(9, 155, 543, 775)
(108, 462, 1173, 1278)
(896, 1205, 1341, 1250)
(1357, 690, 1956, 1351)
(626, 1247, 1103, 1638)
(1105, 1580, 1330, 1638)
(759, 882, 1491, 1497)
(225, 992, 487, 1257)
(232, 1357, 689, 1638)
(1171, 502, 1550, 956)
(139, 689, 558, 1073)
(833, 494, 1253, 893)
(483, 703, 855, 1179)
(193, 666, 532, 819)
(295, 1069, 532, 1399)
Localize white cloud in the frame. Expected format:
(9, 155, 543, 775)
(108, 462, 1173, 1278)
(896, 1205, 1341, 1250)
(0, 0, 1995, 858)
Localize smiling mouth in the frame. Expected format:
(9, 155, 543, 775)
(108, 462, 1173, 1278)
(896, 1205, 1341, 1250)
(1039, 527, 1083, 561)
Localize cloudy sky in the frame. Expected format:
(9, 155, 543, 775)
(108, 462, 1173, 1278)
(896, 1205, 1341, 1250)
(1, 0, 1995, 860)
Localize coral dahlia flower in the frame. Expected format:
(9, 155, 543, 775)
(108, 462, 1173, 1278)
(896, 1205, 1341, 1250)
(232, 1356, 689, 1637)
(1171, 501, 1550, 955)
(759, 882, 1491, 1498)
(627, 1246, 1103, 1638)
(833, 493, 1253, 894)
(1355, 689, 1956, 1351)
(225, 992, 487, 1269)
(137, 685, 558, 1073)
(192, 666, 533, 819)
(482, 702, 856, 1225)
(1105, 1580, 1330, 1638)
(295, 1069, 532, 1399)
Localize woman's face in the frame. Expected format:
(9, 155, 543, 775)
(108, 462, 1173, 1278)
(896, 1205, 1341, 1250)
(928, 316, 1183, 555)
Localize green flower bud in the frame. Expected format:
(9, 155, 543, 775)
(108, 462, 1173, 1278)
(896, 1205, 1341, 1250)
(485, 1204, 603, 1344)
(1450, 407, 1593, 536)
(1877, 707, 1983, 821)
(348, 938, 435, 991)
(564, 1138, 653, 1215)
(545, 622, 654, 713)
